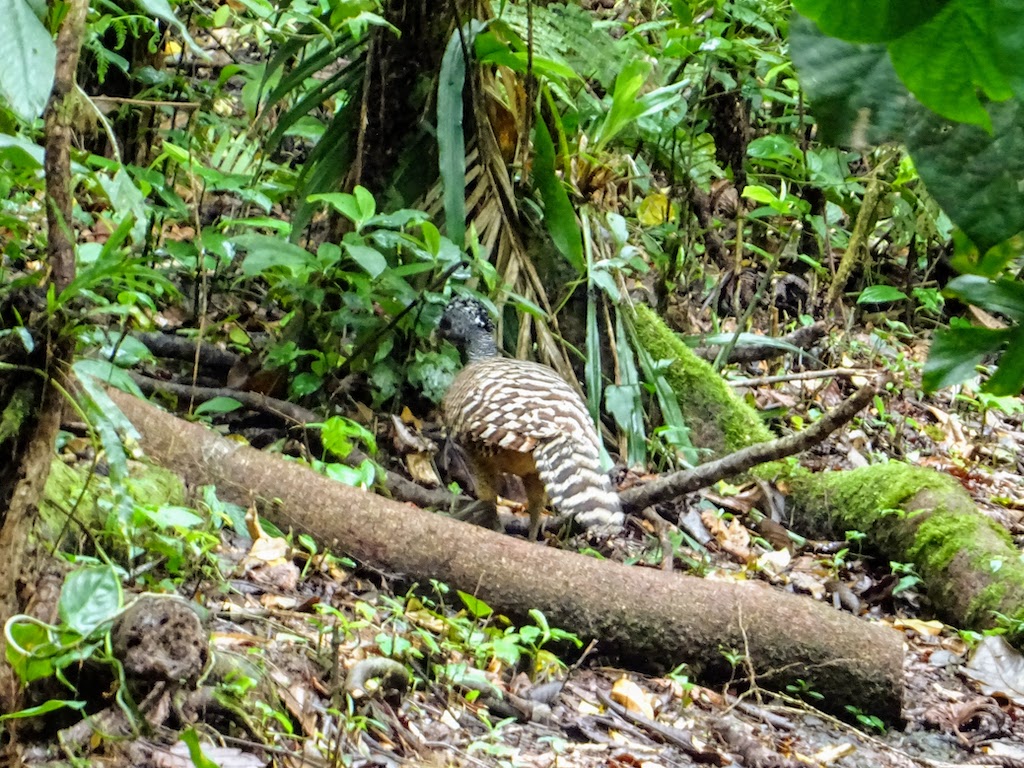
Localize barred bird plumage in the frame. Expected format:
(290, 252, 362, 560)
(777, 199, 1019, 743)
(439, 296, 624, 540)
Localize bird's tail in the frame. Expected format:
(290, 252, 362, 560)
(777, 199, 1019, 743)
(533, 435, 624, 532)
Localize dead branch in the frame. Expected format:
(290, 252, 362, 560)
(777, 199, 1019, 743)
(620, 382, 878, 513)
(692, 322, 827, 364)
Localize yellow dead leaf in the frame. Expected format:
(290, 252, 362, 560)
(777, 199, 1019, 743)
(813, 742, 856, 764)
(611, 676, 655, 720)
(638, 191, 671, 226)
(893, 618, 944, 636)
(756, 547, 791, 577)
(406, 452, 441, 486)
(400, 406, 422, 428)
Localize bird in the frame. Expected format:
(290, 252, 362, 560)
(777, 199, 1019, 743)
(438, 295, 624, 540)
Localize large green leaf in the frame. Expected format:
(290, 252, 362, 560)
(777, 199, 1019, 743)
(889, 2, 1011, 128)
(906, 99, 1024, 253)
(789, 16, 916, 146)
(0, 0, 56, 120)
(944, 274, 1024, 321)
(793, 0, 1018, 130)
(922, 325, 1006, 391)
(532, 116, 583, 273)
(438, 22, 485, 248)
(791, 15, 1024, 252)
(58, 566, 123, 637)
(792, 0, 948, 43)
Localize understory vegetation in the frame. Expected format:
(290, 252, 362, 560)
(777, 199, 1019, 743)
(1, 0, 1024, 766)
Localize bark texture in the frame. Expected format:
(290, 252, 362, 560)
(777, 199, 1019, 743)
(108, 389, 904, 720)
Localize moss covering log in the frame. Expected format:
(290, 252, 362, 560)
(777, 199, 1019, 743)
(631, 305, 773, 455)
(630, 305, 1024, 635)
(787, 464, 1024, 630)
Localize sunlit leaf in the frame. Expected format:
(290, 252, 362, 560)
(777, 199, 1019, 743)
(0, 0, 55, 120)
(58, 566, 122, 637)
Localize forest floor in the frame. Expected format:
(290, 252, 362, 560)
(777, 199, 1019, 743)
(43, 324, 1024, 768)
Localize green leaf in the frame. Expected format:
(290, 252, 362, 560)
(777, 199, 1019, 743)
(795, 1, 1019, 127)
(0, 698, 87, 720)
(353, 185, 376, 220)
(133, 0, 208, 58)
(233, 234, 317, 278)
(923, 325, 1007, 391)
(457, 590, 493, 619)
(438, 22, 485, 248)
(6, 621, 57, 683)
(58, 566, 122, 637)
(179, 728, 220, 768)
(613, 311, 646, 466)
(344, 243, 388, 278)
(0, 0, 56, 120)
(857, 285, 909, 304)
(320, 415, 377, 458)
(944, 274, 1024, 321)
(532, 116, 583, 273)
(0, 134, 45, 167)
(985, 326, 1024, 395)
(593, 60, 687, 151)
(907, 100, 1024, 253)
(747, 134, 803, 163)
(138, 504, 205, 529)
(193, 396, 244, 416)
(96, 169, 148, 244)
(889, 2, 1010, 129)
(789, 15, 918, 146)
(308, 192, 363, 225)
(792, 0, 948, 43)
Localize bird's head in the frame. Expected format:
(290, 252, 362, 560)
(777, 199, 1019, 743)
(439, 296, 498, 361)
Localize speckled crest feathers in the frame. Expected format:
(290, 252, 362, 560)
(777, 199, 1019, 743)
(440, 297, 623, 533)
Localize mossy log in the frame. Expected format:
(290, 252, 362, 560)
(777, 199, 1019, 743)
(787, 464, 1024, 631)
(107, 389, 904, 720)
(630, 305, 1024, 634)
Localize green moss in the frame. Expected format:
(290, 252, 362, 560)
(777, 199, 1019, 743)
(41, 459, 187, 539)
(0, 385, 34, 444)
(631, 305, 772, 455)
(970, 582, 1009, 621)
(789, 462, 958, 539)
(910, 513, 980, 573)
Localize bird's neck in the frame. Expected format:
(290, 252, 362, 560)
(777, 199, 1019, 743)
(466, 334, 499, 362)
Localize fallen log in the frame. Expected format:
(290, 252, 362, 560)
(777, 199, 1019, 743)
(630, 304, 1024, 637)
(108, 389, 904, 720)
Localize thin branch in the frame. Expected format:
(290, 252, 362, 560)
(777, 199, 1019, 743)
(620, 381, 880, 513)
(728, 367, 869, 387)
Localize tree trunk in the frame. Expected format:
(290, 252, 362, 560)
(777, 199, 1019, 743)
(107, 389, 904, 720)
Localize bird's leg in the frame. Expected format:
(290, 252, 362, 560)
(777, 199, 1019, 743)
(454, 458, 501, 530)
(524, 473, 548, 541)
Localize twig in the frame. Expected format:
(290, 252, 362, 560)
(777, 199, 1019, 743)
(130, 372, 317, 425)
(692, 321, 826, 364)
(620, 381, 880, 512)
(728, 368, 870, 387)
(90, 95, 201, 109)
(595, 688, 726, 764)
